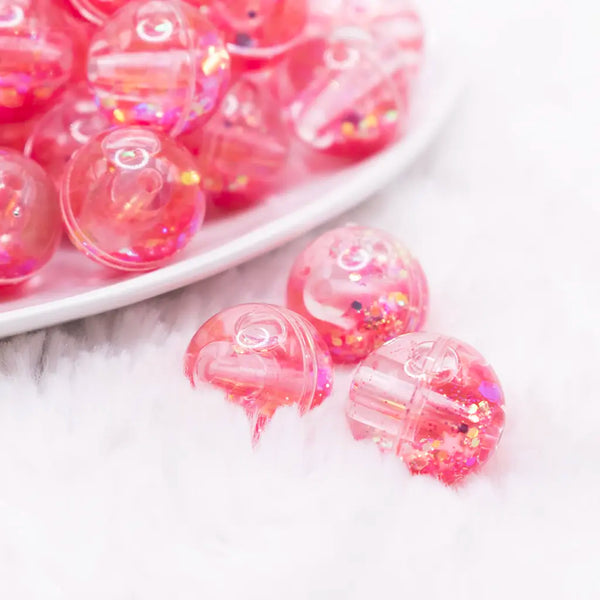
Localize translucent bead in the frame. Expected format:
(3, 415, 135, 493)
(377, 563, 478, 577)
(60, 126, 205, 272)
(0, 148, 62, 285)
(0, 0, 76, 121)
(68, 0, 129, 24)
(275, 29, 411, 158)
(185, 303, 334, 441)
(25, 86, 111, 186)
(310, 0, 425, 73)
(204, 0, 308, 69)
(348, 333, 506, 485)
(87, 0, 231, 135)
(178, 77, 289, 210)
(287, 225, 428, 363)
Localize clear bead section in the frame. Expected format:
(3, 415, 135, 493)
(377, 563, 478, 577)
(0, 148, 62, 285)
(185, 303, 334, 442)
(347, 333, 506, 484)
(87, 0, 231, 135)
(60, 126, 205, 272)
(287, 225, 429, 363)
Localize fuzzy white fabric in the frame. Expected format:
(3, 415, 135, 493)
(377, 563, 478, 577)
(1, 0, 599, 597)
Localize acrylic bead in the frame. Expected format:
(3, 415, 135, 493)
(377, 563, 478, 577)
(275, 29, 411, 158)
(60, 126, 205, 271)
(87, 0, 231, 135)
(185, 303, 333, 441)
(347, 333, 506, 484)
(203, 0, 308, 69)
(287, 225, 428, 363)
(25, 86, 111, 186)
(178, 77, 289, 209)
(0, 0, 76, 122)
(68, 0, 129, 24)
(0, 148, 62, 285)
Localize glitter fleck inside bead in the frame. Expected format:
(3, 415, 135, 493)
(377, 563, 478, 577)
(61, 126, 205, 272)
(0, 0, 76, 122)
(87, 0, 231, 135)
(0, 148, 62, 285)
(178, 77, 289, 209)
(287, 225, 428, 363)
(185, 303, 334, 441)
(276, 29, 411, 158)
(347, 333, 506, 484)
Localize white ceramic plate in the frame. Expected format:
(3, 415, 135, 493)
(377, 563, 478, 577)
(0, 40, 464, 338)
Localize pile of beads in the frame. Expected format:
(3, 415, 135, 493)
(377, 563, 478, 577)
(186, 226, 506, 486)
(0, 0, 425, 285)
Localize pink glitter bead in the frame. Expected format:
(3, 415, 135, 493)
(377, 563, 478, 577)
(185, 303, 333, 441)
(87, 0, 231, 135)
(68, 0, 128, 24)
(178, 77, 289, 210)
(60, 126, 205, 272)
(287, 225, 428, 363)
(348, 333, 506, 485)
(0, 0, 76, 122)
(25, 86, 111, 186)
(311, 0, 425, 72)
(203, 0, 308, 69)
(275, 30, 410, 158)
(0, 148, 62, 285)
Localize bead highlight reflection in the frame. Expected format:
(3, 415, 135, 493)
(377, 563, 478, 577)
(87, 0, 231, 135)
(185, 303, 333, 441)
(61, 126, 205, 271)
(0, 148, 62, 285)
(347, 333, 506, 484)
(287, 225, 428, 362)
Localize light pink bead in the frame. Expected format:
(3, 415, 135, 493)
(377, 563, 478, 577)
(203, 0, 308, 70)
(311, 0, 425, 71)
(60, 126, 205, 272)
(87, 0, 231, 135)
(348, 333, 506, 485)
(24, 86, 112, 187)
(178, 77, 289, 210)
(0, 148, 62, 285)
(0, 0, 76, 122)
(287, 225, 429, 363)
(275, 30, 411, 158)
(185, 303, 333, 441)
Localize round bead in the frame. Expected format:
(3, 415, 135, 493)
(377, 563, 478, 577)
(185, 303, 334, 441)
(178, 77, 289, 209)
(25, 86, 111, 186)
(0, 148, 62, 285)
(347, 333, 506, 484)
(0, 0, 76, 121)
(68, 0, 128, 24)
(287, 225, 428, 363)
(87, 0, 231, 135)
(275, 30, 410, 158)
(60, 126, 205, 272)
(204, 0, 308, 69)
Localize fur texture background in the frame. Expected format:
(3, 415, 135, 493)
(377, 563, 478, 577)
(1, 0, 599, 597)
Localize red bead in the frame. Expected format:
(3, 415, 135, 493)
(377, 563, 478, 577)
(61, 126, 206, 272)
(88, 0, 231, 135)
(68, 0, 129, 24)
(178, 77, 289, 210)
(0, 0, 76, 121)
(25, 86, 111, 187)
(0, 148, 62, 285)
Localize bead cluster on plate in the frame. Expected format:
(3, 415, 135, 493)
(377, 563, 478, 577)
(0, 0, 424, 284)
